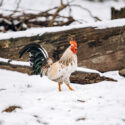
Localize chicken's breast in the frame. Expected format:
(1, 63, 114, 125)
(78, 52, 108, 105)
(47, 52, 77, 82)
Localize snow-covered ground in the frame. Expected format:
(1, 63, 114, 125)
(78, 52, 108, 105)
(0, 0, 125, 125)
(0, 69, 125, 125)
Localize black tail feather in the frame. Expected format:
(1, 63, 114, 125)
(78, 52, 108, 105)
(19, 43, 48, 75)
(19, 43, 41, 58)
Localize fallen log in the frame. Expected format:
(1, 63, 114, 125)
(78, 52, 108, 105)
(0, 20, 125, 72)
(0, 60, 32, 74)
(0, 60, 117, 84)
(119, 68, 125, 77)
(111, 7, 125, 20)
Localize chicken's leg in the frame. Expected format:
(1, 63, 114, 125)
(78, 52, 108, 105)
(58, 83, 62, 92)
(65, 82, 74, 91)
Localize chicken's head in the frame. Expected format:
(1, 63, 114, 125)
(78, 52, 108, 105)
(70, 40, 77, 54)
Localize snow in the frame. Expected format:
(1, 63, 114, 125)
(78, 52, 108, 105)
(77, 67, 101, 74)
(0, 0, 125, 41)
(0, 57, 30, 67)
(0, 57, 101, 74)
(0, 0, 125, 22)
(0, 69, 125, 125)
(0, 0, 125, 125)
(0, 18, 125, 40)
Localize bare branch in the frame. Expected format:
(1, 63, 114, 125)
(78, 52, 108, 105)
(15, 0, 21, 10)
(48, 3, 68, 27)
(60, 0, 63, 6)
(9, 0, 22, 17)
(71, 4, 102, 21)
(0, 0, 101, 32)
(0, 0, 4, 7)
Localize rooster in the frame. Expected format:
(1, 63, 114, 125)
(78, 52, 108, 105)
(19, 41, 77, 91)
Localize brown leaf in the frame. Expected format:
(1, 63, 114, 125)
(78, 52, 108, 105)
(2, 105, 22, 113)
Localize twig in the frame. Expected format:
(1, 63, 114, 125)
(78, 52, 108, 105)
(60, 0, 63, 6)
(0, 0, 4, 7)
(71, 4, 102, 21)
(9, 0, 22, 17)
(0, 0, 102, 32)
(48, 0, 68, 27)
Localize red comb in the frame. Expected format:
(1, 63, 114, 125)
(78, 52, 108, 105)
(70, 40, 77, 47)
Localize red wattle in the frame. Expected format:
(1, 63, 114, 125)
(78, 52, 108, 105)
(70, 47, 77, 54)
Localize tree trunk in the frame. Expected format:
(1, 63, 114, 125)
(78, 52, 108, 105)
(0, 25, 125, 72)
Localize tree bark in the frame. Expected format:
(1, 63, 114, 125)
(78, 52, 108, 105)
(0, 25, 125, 72)
(111, 7, 125, 20)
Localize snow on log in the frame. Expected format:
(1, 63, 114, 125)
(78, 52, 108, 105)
(0, 19, 125, 73)
(0, 58, 116, 84)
